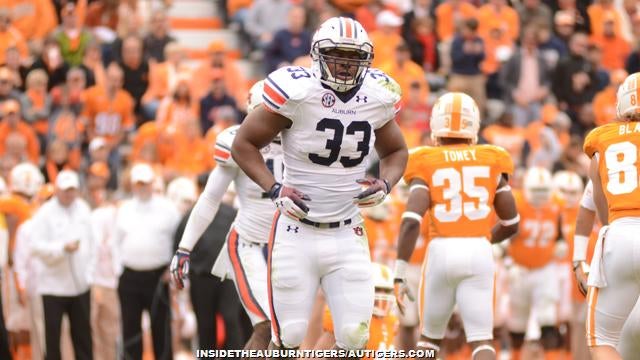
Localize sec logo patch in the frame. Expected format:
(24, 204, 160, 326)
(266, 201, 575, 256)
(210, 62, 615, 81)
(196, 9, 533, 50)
(322, 93, 336, 108)
(353, 226, 364, 236)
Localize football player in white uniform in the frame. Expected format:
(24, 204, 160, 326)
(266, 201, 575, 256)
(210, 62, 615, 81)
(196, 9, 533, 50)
(231, 17, 408, 354)
(170, 80, 282, 352)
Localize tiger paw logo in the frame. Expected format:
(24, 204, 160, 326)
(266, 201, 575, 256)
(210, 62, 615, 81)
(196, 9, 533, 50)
(353, 226, 364, 236)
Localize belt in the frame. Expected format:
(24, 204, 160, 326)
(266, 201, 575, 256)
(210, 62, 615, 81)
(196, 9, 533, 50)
(299, 218, 352, 229)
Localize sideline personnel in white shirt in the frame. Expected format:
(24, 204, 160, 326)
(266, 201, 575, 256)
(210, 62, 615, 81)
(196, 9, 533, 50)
(30, 170, 94, 360)
(114, 163, 181, 360)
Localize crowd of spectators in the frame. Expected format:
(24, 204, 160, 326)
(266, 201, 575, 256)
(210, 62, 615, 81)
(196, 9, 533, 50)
(0, 0, 635, 358)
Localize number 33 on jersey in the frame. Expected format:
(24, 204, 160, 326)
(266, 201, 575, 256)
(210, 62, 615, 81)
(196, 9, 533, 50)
(403, 144, 514, 239)
(584, 121, 640, 221)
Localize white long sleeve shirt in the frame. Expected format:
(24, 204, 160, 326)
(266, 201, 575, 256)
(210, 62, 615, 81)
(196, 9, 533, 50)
(114, 195, 181, 274)
(30, 198, 94, 296)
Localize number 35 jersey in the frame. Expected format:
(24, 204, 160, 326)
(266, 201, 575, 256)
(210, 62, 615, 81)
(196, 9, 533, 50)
(403, 144, 513, 239)
(263, 66, 401, 223)
(584, 121, 640, 222)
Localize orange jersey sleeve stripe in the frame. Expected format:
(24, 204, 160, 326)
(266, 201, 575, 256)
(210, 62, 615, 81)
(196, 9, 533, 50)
(267, 211, 282, 345)
(227, 228, 268, 320)
(264, 83, 287, 107)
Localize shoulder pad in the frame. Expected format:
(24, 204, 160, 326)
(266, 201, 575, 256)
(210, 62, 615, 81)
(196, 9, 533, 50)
(214, 125, 240, 167)
(262, 66, 313, 112)
(364, 69, 402, 103)
(583, 123, 615, 158)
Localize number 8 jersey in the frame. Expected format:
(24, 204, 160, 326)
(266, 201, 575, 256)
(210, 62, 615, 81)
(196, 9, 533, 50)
(263, 66, 401, 223)
(404, 144, 514, 239)
(584, 121, 640, 222)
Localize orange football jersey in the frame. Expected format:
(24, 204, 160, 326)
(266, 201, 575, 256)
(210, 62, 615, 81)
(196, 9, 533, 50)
(508, 191, 561, 269)
(404, 144, 514, 239)
(584, 121, 640, 222)
(322, 306, 397, 355)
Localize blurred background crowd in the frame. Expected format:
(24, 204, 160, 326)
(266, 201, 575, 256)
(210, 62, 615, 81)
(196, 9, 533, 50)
(0, 0, 633, 359)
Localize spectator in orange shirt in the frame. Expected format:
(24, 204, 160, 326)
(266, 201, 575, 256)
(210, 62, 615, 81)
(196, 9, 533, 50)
(589, 15, 631, 71)
(0, 8, 28, 65)
(41, 139, 75, 183)
(164, 120, 215, 179)
(142, 42, 189, 121)
(481, 110, 527, 167)
(0, 0, 56, 53)
(477, 0, 519, 42)
(480, 22, 514, 99)
(379, 42, 428, 106)
(84, 0, 118, 31)
(434, 0, 477, 41)
(81, 62, 135, 150)
(88, 137, 118, 191)
(0, 99, 40, 163)
(593, 68, 627, 126)
(203, 105, 239, 158)
(587, 0, 622, 38)
(190, 41, 248, 112)
(370, 10, 404, 68)
(156, 75, 199, 135)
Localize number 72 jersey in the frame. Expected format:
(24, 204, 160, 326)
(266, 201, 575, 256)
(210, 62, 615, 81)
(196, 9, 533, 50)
(263, 66, 401, 223)
(403, 144, 514, 239)
(584, 121, 640, 222)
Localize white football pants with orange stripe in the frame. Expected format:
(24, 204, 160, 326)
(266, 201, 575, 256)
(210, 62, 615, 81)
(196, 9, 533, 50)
(226, 227, 271, 326)
(268, 213, 374, 349)
(586, 218, 640, 349)
(419, 237, 495, 342)
(506, 262, 559, 336)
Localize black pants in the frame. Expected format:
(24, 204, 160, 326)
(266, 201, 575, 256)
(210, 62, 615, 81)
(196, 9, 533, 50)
(42, 291, 92, 360)
(118, 267, 172, 360)
(190, 273, 249, 350)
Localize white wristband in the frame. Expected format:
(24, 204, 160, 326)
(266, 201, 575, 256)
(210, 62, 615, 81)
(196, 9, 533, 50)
(394, 259, 409, 279)
(496, 184, 512, 193)
(410, 184, 429, 193)
(402, 211, 423, 223)
(499, 214, 520, 226)
(572, 235, 589, 262)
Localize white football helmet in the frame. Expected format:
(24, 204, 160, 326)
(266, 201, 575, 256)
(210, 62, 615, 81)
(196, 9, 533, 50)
(10, 162, 44, 198)
(616, 72, 640, 120)
(372, 262, 395, 317)
(552, 170, 584, 207)
(310, 17, 374, 93)
(523, 167, 553, 207)
(247, 80, 264, 112)
(430, 92, 481, 143)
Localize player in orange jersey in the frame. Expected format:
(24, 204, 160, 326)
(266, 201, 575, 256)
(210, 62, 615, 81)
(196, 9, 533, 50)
(582, 72, 640, 360)
(551, 170, 585, 358)
(394, 92, 519, 360)
(506, 167, 566, 360)
(315, 263, 398, 358)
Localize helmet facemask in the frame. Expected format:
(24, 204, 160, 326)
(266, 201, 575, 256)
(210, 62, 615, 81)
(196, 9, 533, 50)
(311, 39, 373, 93)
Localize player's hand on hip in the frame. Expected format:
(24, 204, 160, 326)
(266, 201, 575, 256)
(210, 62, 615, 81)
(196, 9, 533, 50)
(354, 178, 391, 208)
(170, 248, 190, 290)
(268, 182, 311, 220)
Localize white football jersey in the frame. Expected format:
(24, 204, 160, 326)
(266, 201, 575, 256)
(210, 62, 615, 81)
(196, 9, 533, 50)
(214, 125, 283, 243)
(263, 66, 401, 222)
